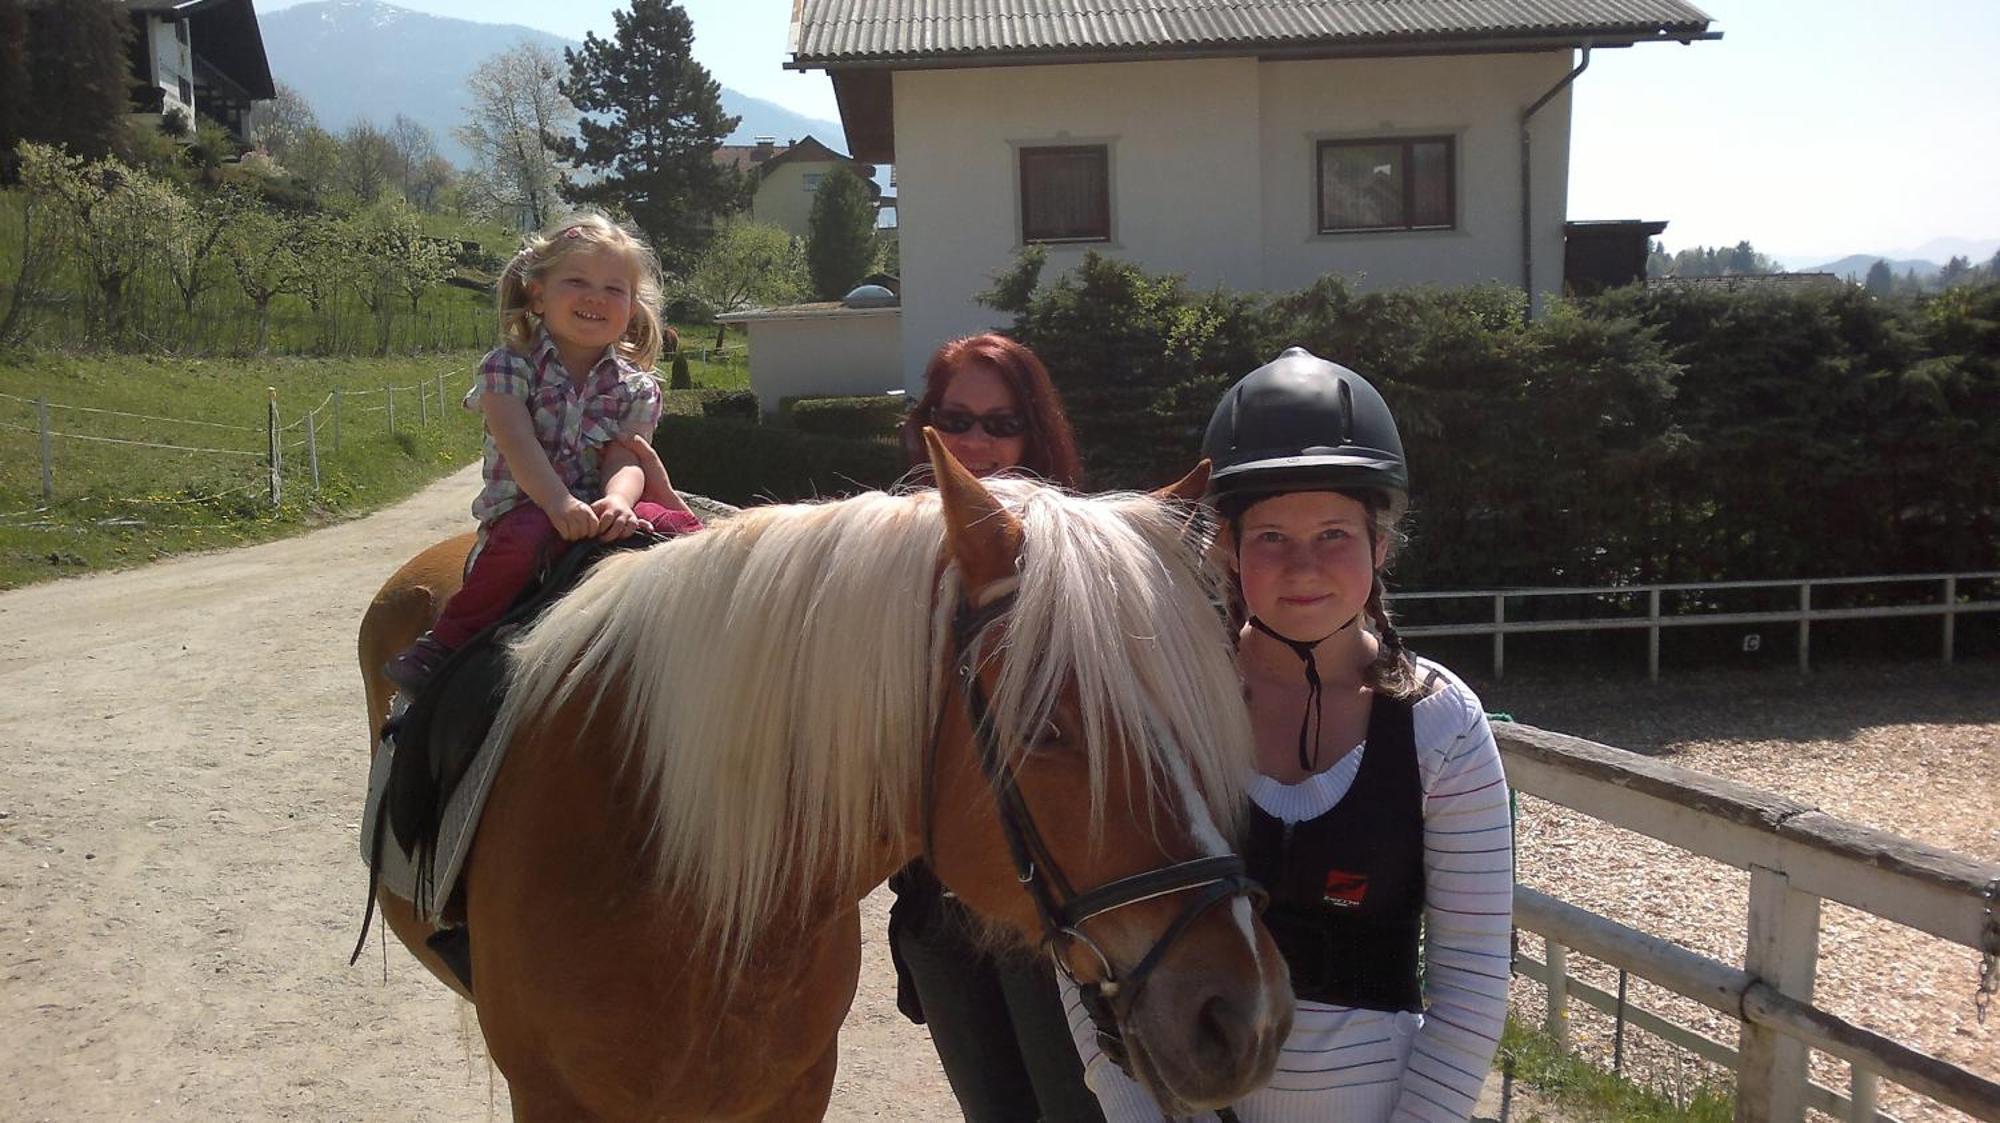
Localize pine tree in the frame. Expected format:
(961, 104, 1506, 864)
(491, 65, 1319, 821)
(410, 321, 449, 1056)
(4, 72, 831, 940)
(1864, 259, 1893, 296)
(806, 166, 878, 300)
(22, 0, 132, 161)
(552, 0, 744, 262)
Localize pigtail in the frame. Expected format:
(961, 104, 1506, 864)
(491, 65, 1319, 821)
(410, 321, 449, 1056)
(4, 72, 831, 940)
(1363, 571, 1421, 700)
(622, 292, 665, 370)
(496, 247, 539, 355)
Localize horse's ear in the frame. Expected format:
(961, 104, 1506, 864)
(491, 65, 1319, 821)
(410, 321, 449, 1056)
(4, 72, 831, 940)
(925, 427, 1023, 593)
(1151, 460, 1211, 505)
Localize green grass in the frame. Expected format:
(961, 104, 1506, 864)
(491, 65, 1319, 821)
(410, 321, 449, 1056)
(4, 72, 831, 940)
(1499, 1019, 1735, 1123)
(0, 349, 488, 590)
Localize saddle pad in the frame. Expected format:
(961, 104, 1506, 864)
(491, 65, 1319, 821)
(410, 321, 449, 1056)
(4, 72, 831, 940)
(360, 692, 514, 923)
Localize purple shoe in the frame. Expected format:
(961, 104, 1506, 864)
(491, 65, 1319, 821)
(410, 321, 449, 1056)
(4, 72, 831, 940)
(384, 634, 452, 692)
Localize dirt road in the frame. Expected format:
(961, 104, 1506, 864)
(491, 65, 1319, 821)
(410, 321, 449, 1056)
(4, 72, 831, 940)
(0, 465, 960, 1121)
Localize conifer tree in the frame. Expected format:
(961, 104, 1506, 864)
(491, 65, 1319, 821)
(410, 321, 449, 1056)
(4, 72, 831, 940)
(552, 0, 744, 262)
(806, 166, 878, 300)
(22, 0, 132, 161)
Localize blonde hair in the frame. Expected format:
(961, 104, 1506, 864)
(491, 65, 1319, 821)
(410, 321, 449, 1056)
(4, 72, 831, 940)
(497, 210, 668, 370)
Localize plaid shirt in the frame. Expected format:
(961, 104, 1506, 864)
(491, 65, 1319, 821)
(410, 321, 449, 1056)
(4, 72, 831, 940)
(463, 329, 663, 525)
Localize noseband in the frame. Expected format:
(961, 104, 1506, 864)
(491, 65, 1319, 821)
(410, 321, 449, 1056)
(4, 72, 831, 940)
(928, 588, 1263, 1070)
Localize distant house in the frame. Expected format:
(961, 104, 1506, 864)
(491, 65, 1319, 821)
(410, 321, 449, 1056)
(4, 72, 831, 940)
(713, 135, 883, 239)
(789, 0, 1717, 389)
(121, 0, 276, 145)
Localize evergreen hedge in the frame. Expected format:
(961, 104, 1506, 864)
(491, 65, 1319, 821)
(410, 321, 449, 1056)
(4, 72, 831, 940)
(982, 251, 2000, 589)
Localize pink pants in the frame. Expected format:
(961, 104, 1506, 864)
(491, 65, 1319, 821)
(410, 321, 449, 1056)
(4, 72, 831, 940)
(430, 500, 701, 650)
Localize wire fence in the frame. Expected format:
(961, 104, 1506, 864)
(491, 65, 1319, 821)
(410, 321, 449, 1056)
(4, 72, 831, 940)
(0, 361, 471, 515)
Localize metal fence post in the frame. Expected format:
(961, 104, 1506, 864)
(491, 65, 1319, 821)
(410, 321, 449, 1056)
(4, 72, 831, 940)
(266, 387, 281, 507)
(333, 388, 343, 453)
(1493, 593, 1507, 680)
(306, 407, 320, 490)
(1740, 865, 1820, 1122)
(1942, 576, 1956, 665)
(1648, 587, 1663, 682)
(1545, 939, 1569, 1050)
(1797, 582, 1812, 675)
(36, 396, 53, 503)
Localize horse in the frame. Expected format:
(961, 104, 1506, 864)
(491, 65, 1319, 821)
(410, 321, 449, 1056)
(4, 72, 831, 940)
(355, 435, 1293, 1120)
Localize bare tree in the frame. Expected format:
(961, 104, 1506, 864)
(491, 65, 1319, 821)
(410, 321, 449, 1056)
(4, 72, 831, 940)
(252, 82, 319, 162)
(338, 120, 396, 203)
(455, 43, 576, 230)
(386, 113, 442, 202)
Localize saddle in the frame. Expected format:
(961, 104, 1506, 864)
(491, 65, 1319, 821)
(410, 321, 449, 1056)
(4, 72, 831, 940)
(351, 531, 669, 991)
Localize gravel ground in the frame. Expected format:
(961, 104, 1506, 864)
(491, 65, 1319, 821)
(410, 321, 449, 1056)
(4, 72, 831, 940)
(1470, 662, 2000, 1123)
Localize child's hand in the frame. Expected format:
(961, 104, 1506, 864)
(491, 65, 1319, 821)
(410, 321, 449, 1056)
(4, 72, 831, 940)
(590, 495, 650, 542)
(545, 495, 601, 542)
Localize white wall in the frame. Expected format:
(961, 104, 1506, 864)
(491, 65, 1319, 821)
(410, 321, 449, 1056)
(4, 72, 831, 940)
(890, 51, 1576, 390)
(148, 17, 195, 114)
(749, 161, 835, 239)
(732, 309, 903, 415)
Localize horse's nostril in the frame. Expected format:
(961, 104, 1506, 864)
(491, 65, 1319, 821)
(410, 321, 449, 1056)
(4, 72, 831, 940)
(1193, 990, 1253, 1069)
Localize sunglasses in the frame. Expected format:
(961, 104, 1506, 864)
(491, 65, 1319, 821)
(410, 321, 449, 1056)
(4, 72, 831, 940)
(930, 409, 1028, 439)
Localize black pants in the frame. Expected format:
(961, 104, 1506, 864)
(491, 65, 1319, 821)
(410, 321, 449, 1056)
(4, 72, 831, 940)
(890, 865, 1105, 1123)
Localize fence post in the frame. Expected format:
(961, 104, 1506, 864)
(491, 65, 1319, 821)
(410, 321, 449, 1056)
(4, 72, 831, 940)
(266, 387, 281, 507)
(1797, 582, 1812, 675)
(387, 384, 397, 432)
(1739, 865, 1820, 1123)
(306, 407, 320, 490)
(1850, 1067, 1878, 1123)
(1544, 939, 1569, 1050)
(333, 388, 343, 453)
(1942, 575, 1956, 665)
(1493, 593, 1507, 680)
(1648, 587, 1662, 682)
(36, 396, 53, 504)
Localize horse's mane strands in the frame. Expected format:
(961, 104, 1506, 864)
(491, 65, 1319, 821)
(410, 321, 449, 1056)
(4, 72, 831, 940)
(487, 479, 1250, 968)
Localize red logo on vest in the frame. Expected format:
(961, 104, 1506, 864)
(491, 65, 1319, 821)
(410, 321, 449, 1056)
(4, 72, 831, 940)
(1321, 869, 1368, 909)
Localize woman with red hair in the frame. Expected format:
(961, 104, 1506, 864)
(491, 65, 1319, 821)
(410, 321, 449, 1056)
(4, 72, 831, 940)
(890, 333, 1098, 1122)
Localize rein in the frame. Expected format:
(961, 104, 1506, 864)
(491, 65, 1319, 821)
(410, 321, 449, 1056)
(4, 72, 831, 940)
(930, 586, 1264, 1083)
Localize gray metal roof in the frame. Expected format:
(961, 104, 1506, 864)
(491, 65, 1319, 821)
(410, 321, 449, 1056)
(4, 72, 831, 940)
(790, 0, 1714, 67)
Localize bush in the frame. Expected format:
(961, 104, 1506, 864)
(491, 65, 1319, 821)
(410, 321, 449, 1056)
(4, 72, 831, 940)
(785, 394, 905, 440)
(985, 251, 2000, 588)
(653, 415, 904, 506)
(660, 387, 759, 420)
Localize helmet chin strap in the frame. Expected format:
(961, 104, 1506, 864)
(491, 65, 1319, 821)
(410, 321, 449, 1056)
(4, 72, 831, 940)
(1247, 613, 1358, 774)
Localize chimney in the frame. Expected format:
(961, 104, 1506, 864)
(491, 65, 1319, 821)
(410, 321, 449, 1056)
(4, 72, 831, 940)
(751, 136, 777, 162)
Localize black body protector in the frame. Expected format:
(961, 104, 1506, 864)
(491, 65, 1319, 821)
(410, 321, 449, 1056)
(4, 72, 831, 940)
(1202, 347, 1425, 1011)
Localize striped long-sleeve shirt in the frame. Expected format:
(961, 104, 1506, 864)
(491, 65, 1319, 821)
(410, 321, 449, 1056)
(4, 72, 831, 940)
(1067, 658, 1513, 1123)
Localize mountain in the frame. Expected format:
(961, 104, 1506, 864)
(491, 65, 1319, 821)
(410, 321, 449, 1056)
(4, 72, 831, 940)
(258, 0, 849, 170)
(1804, 254, 1944, 282)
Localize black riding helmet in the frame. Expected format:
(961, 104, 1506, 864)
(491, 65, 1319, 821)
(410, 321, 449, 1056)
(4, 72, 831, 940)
(1202, 346, 1408, 517)
(1202, 347, 1410, 775)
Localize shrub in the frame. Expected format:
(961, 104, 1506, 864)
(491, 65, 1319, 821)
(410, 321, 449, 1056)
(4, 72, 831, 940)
(669, 349, 692, 390)
(659, 387, 759, 420)
(785, 394, 905, 441)
(652, 415, 904, 506)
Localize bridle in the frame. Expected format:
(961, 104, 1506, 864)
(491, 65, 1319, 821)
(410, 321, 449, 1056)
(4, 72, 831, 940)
(925, 585, 1265, 1070)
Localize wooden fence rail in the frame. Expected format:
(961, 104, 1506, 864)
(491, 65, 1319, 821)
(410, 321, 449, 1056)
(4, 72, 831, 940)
(1496, 721, 2000, 1123)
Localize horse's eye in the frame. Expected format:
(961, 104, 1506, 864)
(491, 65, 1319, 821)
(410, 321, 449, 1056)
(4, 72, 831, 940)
(1038, 722, 1065, 746)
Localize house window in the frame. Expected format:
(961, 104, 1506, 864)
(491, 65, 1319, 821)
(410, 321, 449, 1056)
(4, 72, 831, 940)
(802, 172, 824, 194)
(178, 76, 193, 107)
(1316, 137, 1455, 234)
(174, 19, 188, 45)
(1020, 145, 1110, 244)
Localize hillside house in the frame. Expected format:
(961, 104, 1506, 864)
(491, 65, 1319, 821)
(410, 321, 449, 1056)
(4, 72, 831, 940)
(714, 135, 884, 239)
(789, 0, 1717, 389)
(122, 0, 276, 144)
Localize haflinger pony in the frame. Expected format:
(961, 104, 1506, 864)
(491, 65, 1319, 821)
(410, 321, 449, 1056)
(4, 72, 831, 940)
(356, 434, 1293, 1121)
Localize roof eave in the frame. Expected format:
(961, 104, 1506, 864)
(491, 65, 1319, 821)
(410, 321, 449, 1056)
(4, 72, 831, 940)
(788, 28, 1719, 72)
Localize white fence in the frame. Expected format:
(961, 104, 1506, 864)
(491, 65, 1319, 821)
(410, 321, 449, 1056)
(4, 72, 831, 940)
(1499, 721, 2000, 1122)
(1390, 574, 2000, 679)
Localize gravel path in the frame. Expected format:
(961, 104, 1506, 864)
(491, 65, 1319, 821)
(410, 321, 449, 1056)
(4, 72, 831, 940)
(3, 465, 1987, 1121)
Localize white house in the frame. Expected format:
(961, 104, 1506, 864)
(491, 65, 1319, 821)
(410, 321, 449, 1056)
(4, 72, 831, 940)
(122, 0, 276, 144)
(788, 0, 1716, 391)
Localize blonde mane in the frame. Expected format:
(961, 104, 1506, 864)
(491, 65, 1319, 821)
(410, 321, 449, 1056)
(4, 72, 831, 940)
(487, 479, 1251, 961)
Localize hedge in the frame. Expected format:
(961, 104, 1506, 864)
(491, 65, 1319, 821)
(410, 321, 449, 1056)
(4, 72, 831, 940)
(660, 387, 759, 420)
(785, 393, 906, 441)
(653, 415, 905, 506)
(982, 251, 2000, 589)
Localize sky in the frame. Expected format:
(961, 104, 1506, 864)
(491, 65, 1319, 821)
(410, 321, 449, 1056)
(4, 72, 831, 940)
(263, 0, 2000, 264)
